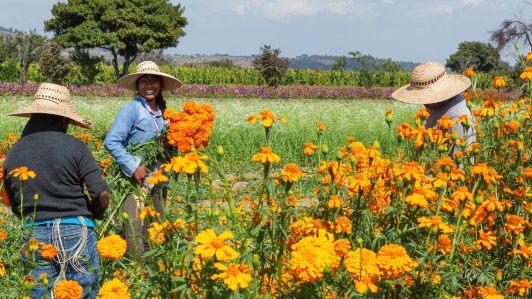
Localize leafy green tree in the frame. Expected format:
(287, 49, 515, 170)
(45, 0, 188, 81)
(11, 30, 47, 84)
(71, 49, 104, 84)
(349, 51, 378, 88)
(39, 40, 72, 84)
(202, 59, 240, 69)
(252, 45, 290, 87)
(331, 56, 348, 72)
(379, 58, 401, 73)
(0, 35, 18, 63)
(446, 41, 500, 73)
(0, 58, 20, 82)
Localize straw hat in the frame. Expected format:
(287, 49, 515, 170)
(8, 83, 93, 130)
(392, 61, 471, 104)
(117, 61, 182, 92)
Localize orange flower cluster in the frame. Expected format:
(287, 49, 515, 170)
(164, 101, 215, 153)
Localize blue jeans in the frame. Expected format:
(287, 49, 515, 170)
(21, 224, 100, 299)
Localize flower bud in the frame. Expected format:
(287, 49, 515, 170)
(460, 142, 466, 148)
(216, 145, 224, 156)
(373, 141, 380, 149)
(213, 286, 218, 290)
(456, 157, 462, 164)
(323, 264, 331, 275)
(443, 165, 451, 174)
(519, 134, 525, 141)
(463, 121, 470, 129)
(473, 148, 480, 155)
(336, 151, 343, 161)
(466, 101, 473, 109)
(454, 266, 460, 273)
(397, 135, 404, 143)
(529, 208, 532, 215)
(520, 233, 525, 240)
(451, 130, 458, 141)
(34, 194, 38, 201)
(385, 113, 393, 124)
(252, 254, 260, 266)
(122, 212, 130, 221)
(190, 148, 198, 153)
(516, 44, 520, 50)
(346, 142, 353, 150)
(496, 273, 502, 282)
(350, 155, 357, 165)
(438, 144, 447, 153)
(439, 181, 447, 191)
(357, 238, 363, 246)
(321, 144, 329, 154)
(474, 196, 483, 205)
(125, 180, 131, 185)
(431, 226, 439, 234)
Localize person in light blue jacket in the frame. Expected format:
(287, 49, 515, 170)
(104, 61, 181, 256)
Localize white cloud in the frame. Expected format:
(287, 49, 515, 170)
(457, 0, 485, 8)
(408, 4, 454, 17)
(383, 0, 395, 4)
(232, 0, 376, 20)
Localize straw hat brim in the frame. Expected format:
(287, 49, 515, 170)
(8, 103, 93, 130)
(117, 70, 182, 92)
(392, 74, 471, 104)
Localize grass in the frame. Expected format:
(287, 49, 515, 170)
(0, 96, 423, 170)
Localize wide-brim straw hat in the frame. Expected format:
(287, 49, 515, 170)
(8, 83, 93, 130)
(117, 61, 182, 92)
(392, 61, 471, 104)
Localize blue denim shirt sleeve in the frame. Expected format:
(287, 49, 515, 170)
(104, 102, 141, 177)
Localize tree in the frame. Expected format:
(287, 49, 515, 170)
(490, 3, 532, 55)
(331, 56, 348, 72)
(6, 30, 47, 84)
(379, 58, 401, 73)
(71, 49, 104, 84)
(0, 35, 18, 63)
(134, 49, 170, 66)
(201, 59, 240, 69)
(349, 51, 378, 89)
(45, 0, 188, 81)
(39, 40, 72, 84)
(446, 41, 500, 73)
(252, 45, 290, 87)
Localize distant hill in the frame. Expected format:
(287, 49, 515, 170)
(292, 54, 419, 71)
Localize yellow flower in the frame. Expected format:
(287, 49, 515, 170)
(463, 68, 475, 76)
(521, 67, 532, 81)
(303, 143, 319, 156)
(139, 206, 160, 220)
(452, 186, 473, 202)
(344, 248, 381, 290)
(40, 244, 58, 260)
(97, 235, 127, 260)
(335, 216, 352, 234)
(9, 167, 36, 181)
(376, 244, 418, 279)
(315, 121, 326, 132)
(474, 229, 497, 250)
(54, 280, 83, 299)
(282, 163, 303, 182)
(333, 239, 351, 257)
(0, 260, 4, 278)
(491, 76, 507, 88)
(289, 235, 340, 283)
(98, 278, 130, 299)
(327, 195, 343, 209)
(417, 216, 455, 233)
(252, 147, 281, 164)
(194, 229, 239, 261)
(147, 222, 165, 244)
(211, 263, 252, 291)
(247, 110, 286, 127)
(161, 156, 187, 174)
(145, 170, 168, 187)
(183, 152, 209, 174)
(436, 116, 455, 130)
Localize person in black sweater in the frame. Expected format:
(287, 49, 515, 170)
(3, 83, 109, 299)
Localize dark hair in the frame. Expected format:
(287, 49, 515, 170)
(136, 75, 167, 114)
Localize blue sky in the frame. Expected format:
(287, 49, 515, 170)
(0, 0, 522, 64)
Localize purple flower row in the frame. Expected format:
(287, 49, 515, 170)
(0, 82, 396, 100)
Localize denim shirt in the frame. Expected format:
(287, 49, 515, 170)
(104, 96, 169, 187)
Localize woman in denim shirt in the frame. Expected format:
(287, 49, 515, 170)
(104, 61, 181, 256)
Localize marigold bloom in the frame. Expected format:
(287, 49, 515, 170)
(417, 216, 455, 233)
(327, 195, 343, 209)
(315, 121, 326, 132)
(344, 248, 381, 293)
(333, 239, 351, 257)
(9, 167, 36, 181)
(303, 143, 319, 156)
(139, 206, 160, 220)
(508, 239, 532, 259)
(463, 68, 475, 76)
(23, 274, 36, 287)
(409, 125, 434, 148)
(145, 171, 168, 186)
(528, 52, 532, 61)
(211, 263, 252, 290)
(194, 229, 239, 261)
(505, 215, 531, 234)
(520, 67, 532, 81)
(282, 163, 303, 182)
(406, 185, 436, 208)
(54, 280, 83, 299)
(147, 222, 166, 244)
(183, 152, 209, 174)
(491, 76, 507, 88)
(452, 186, 473, 202)
(289, 235, 340, 283)
(0, 260, 4, 278)
(415, 108, 430, 121)
(504, 186, 532, 198)
(97, 235, 127, 260)
(507, 279, 532, 296)
(437, 116, 455, 130)
(161, 156, 187, 174)
(40, 244, 58, 260)
(479, 100, 500, 117)
(252, 147, 281, 164)
(507, 120, 521, 134)
(335, 216, 352, 234)
(366, 146, 381, 159)
(477, 284, 503, 299)
(376, 244, 417, 279)
(474, 229, 497, 250)
(164, 102, 215, 153)
(247, 110, 286, 127)
(430, 235, 452, 255)
(98, 278, 130, 299)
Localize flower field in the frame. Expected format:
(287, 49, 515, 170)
(2, 84, 532, 298)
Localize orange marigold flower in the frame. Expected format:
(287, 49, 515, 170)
(454, 151, 463, 159)
(477, 284, 503, 299)
(252, 147, 281, 164)
(528, 52, 532, 61)
(23, 274, 36, 287)
(335, 216, 352, 234)
(139, 206, 160, 220)
(0, 229, 6, 241)
(98, 278, 130, 299)
(463, 68, 475, 77)
(348, 172, 372, 193)
(183, 152, 209, 174)
(479, 100, 500, 117)
(452, 186, 473, 202)
(289, 235, 340, 283)
(211, 263, 252, 291)
(406, 185, 436, 208)
(54, 280, 83, 299)
(524, 167, 532, 179)
(40, 244, 58, 260)
(161, 156, 187, 174)
(429, 235, 452, 255)
(164, 102, 215, 153)
(474, 229, 497, 250)
(409, 125, 434, 148)
(347, 136, 355, 143)
(520, 67, 532, 81)
(415, 108, 430, 121)
(417, 216, 455, 233)
(282, 163, 303, 182)
(344, 248, 381, 293)
(303, 143, 319, 156)
(507, 279, 532, 296)
(504, 186, 532, 198)
(147, 222, 165, 244)
(491, 76, 507, 88)
(315, 121, 326, 132)
(508, 239, 532, 259)
(376, 244, 417, 279)
(194, 229, 239, 261)
(247, 110, 286, 127)
(327, 195, 343, 209)
(9, 167, 36, 181)
(437, 116, 455, 130)
(333, 239, 351, 257)
(97, 235, 127, 260)
(505, 215, 532, 234)
(145, 171, 168, 186)
(507, 120, 521, 134)
(366, 146, 381, 159)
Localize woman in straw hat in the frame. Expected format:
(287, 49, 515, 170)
(392, 61, 476, 150)
(3, 83, 110, 298)
(104, 61, 181, 257)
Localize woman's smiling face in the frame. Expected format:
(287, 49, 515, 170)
(137, 75, 161, 101)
